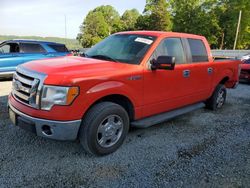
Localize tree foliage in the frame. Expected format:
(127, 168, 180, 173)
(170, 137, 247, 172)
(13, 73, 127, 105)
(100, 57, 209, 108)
(78, 0, 250, 49)
(171, 0, 221, 47)
(214, 0, 250, 49)
(136, 0, 172, 31)
(78, 5, 120, 47)
(121, 9, 140, 31)
(93, 5, 122, 34)
(171, 0, 250, 49)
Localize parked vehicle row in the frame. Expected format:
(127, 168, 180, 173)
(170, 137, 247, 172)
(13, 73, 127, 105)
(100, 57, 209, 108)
(0, 40, 70, 78)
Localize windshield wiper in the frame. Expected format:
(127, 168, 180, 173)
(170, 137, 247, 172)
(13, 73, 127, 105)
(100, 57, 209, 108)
(89, 55, 118, 62)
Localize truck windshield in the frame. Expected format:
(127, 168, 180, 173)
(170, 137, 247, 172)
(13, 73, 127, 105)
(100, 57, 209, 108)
(85, 34, 156, 64)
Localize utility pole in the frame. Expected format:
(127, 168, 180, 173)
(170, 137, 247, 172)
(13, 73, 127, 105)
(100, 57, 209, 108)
(233, 10, 242, 50)
(64, 15, 67, 44)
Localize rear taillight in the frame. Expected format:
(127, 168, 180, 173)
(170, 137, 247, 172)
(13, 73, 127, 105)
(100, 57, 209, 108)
(238, 64, 241, 77)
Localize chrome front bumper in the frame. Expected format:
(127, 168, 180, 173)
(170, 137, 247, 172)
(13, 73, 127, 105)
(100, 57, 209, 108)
(8, 103, 81, 141)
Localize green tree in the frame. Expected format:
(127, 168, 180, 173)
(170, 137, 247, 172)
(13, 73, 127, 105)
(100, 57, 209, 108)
(121, 9, 140, 31)
(78, 5, 121, 47)
(78, 11, 109, 47)
(215, 0, 250, 49)
(171, 0, 250, 49)
(171, 0, 222, 48)
(93, 5, 122, 34)
(136, 0, 172, 31)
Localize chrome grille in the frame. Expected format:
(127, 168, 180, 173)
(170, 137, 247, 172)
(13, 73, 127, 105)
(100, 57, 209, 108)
(12, 66, 46, 109)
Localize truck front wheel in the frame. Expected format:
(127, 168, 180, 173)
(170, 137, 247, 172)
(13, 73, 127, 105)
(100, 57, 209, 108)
(206, 84, 227, 110)
(79, 102, 129, 155)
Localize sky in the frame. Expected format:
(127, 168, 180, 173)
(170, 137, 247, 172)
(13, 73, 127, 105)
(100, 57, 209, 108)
(0, 0, 146, 39)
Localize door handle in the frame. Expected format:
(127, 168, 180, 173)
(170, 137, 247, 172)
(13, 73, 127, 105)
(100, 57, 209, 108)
(183, 70, 190, 78)
(208, 67, 213, 74)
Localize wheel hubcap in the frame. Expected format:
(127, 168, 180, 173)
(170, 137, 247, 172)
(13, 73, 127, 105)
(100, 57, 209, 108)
(216, 90, 225, 108)
(97, 115, 123, 148)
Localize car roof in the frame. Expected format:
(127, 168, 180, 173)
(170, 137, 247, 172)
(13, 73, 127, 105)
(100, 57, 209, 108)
(1, 39, 65, 45)
(116, 31, 205, 39)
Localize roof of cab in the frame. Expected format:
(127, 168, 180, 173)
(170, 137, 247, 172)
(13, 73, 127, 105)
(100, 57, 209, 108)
(116, 31, 206, 40)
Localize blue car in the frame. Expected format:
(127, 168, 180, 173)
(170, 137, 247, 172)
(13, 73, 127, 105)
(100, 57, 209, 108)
(0, 40, 70, 78)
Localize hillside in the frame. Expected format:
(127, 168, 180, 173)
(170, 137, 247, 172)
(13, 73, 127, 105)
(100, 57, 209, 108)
(0, 35, 82, 50)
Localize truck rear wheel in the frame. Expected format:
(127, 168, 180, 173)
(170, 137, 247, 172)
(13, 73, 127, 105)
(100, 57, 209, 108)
(206, 84, 227, 110)
(79, 102, 129, 155)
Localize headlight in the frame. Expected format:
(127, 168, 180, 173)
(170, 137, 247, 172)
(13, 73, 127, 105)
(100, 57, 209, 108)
(41, 85, 79, 110)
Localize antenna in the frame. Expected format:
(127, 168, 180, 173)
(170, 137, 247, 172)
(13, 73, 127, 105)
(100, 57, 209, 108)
(233, 10, 242, 50)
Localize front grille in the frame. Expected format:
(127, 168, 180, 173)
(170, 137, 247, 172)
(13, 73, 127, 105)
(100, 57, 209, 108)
(12, 66, 46, 109)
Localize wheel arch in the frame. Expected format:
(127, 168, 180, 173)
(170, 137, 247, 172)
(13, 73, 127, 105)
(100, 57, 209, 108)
(85, 94, 135, 121)
(219, 76, 230, 85)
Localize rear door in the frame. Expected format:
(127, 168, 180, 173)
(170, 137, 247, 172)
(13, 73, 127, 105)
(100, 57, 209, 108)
(183, 38, 213, 100)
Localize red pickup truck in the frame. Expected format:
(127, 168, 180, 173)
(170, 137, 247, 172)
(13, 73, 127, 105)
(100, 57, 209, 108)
(8, 31, 240, 155)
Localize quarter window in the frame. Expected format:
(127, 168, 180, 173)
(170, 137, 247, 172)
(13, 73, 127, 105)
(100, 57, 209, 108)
(187, 39, 208, 62)
(48, 44, 68, 52)
(151, 38, 186, 64)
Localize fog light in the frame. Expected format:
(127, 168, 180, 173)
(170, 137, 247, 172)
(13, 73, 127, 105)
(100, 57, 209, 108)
(41, 125, 53, 136)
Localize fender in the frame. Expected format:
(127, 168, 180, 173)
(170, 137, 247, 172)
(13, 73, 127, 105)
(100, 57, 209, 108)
(213, 68, 234, 88)
(79, 81, 143, 119)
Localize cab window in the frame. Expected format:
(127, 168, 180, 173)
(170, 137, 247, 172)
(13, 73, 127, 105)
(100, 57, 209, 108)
(151, 38, 186, 64)
(187, 39, 208, 62)
(48, 44, 69, 52)
(19, 43, 46, 53)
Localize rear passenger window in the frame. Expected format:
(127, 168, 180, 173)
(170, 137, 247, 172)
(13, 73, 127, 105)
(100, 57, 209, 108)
(187, 39, 208, 62)
(48, 44, 69, 52)
(20, 43, 46, 53)
(152, 38, 186, 64)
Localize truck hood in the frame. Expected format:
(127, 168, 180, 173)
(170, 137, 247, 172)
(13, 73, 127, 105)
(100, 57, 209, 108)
(22, 56, 137, 84)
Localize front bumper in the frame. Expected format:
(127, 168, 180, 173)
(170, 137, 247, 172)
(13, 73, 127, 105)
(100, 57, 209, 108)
(8, 102, 82, 141)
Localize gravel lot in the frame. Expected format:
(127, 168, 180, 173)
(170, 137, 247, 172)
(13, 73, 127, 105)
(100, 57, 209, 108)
(0, 80, 249, 188)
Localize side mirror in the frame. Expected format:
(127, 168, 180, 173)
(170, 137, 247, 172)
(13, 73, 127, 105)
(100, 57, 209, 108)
(151, 56, 175, 70)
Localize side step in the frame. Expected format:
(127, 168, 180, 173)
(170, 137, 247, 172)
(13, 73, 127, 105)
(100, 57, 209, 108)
(131, 102, 205, 128)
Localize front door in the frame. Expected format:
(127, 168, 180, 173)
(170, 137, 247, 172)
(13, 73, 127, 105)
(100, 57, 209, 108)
(142, 37, 197, 117)
(0, 42, 21, 73)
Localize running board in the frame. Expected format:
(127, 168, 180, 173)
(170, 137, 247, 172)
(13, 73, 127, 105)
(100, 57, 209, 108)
(131, 102, 205, 128)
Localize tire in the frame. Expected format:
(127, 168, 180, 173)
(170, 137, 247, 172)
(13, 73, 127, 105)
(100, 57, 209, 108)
(206, 84, 227, 110)
(79, 102, 129, 156)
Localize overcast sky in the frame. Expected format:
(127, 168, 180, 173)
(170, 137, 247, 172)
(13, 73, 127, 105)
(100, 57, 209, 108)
(0, 0, 145, 39)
